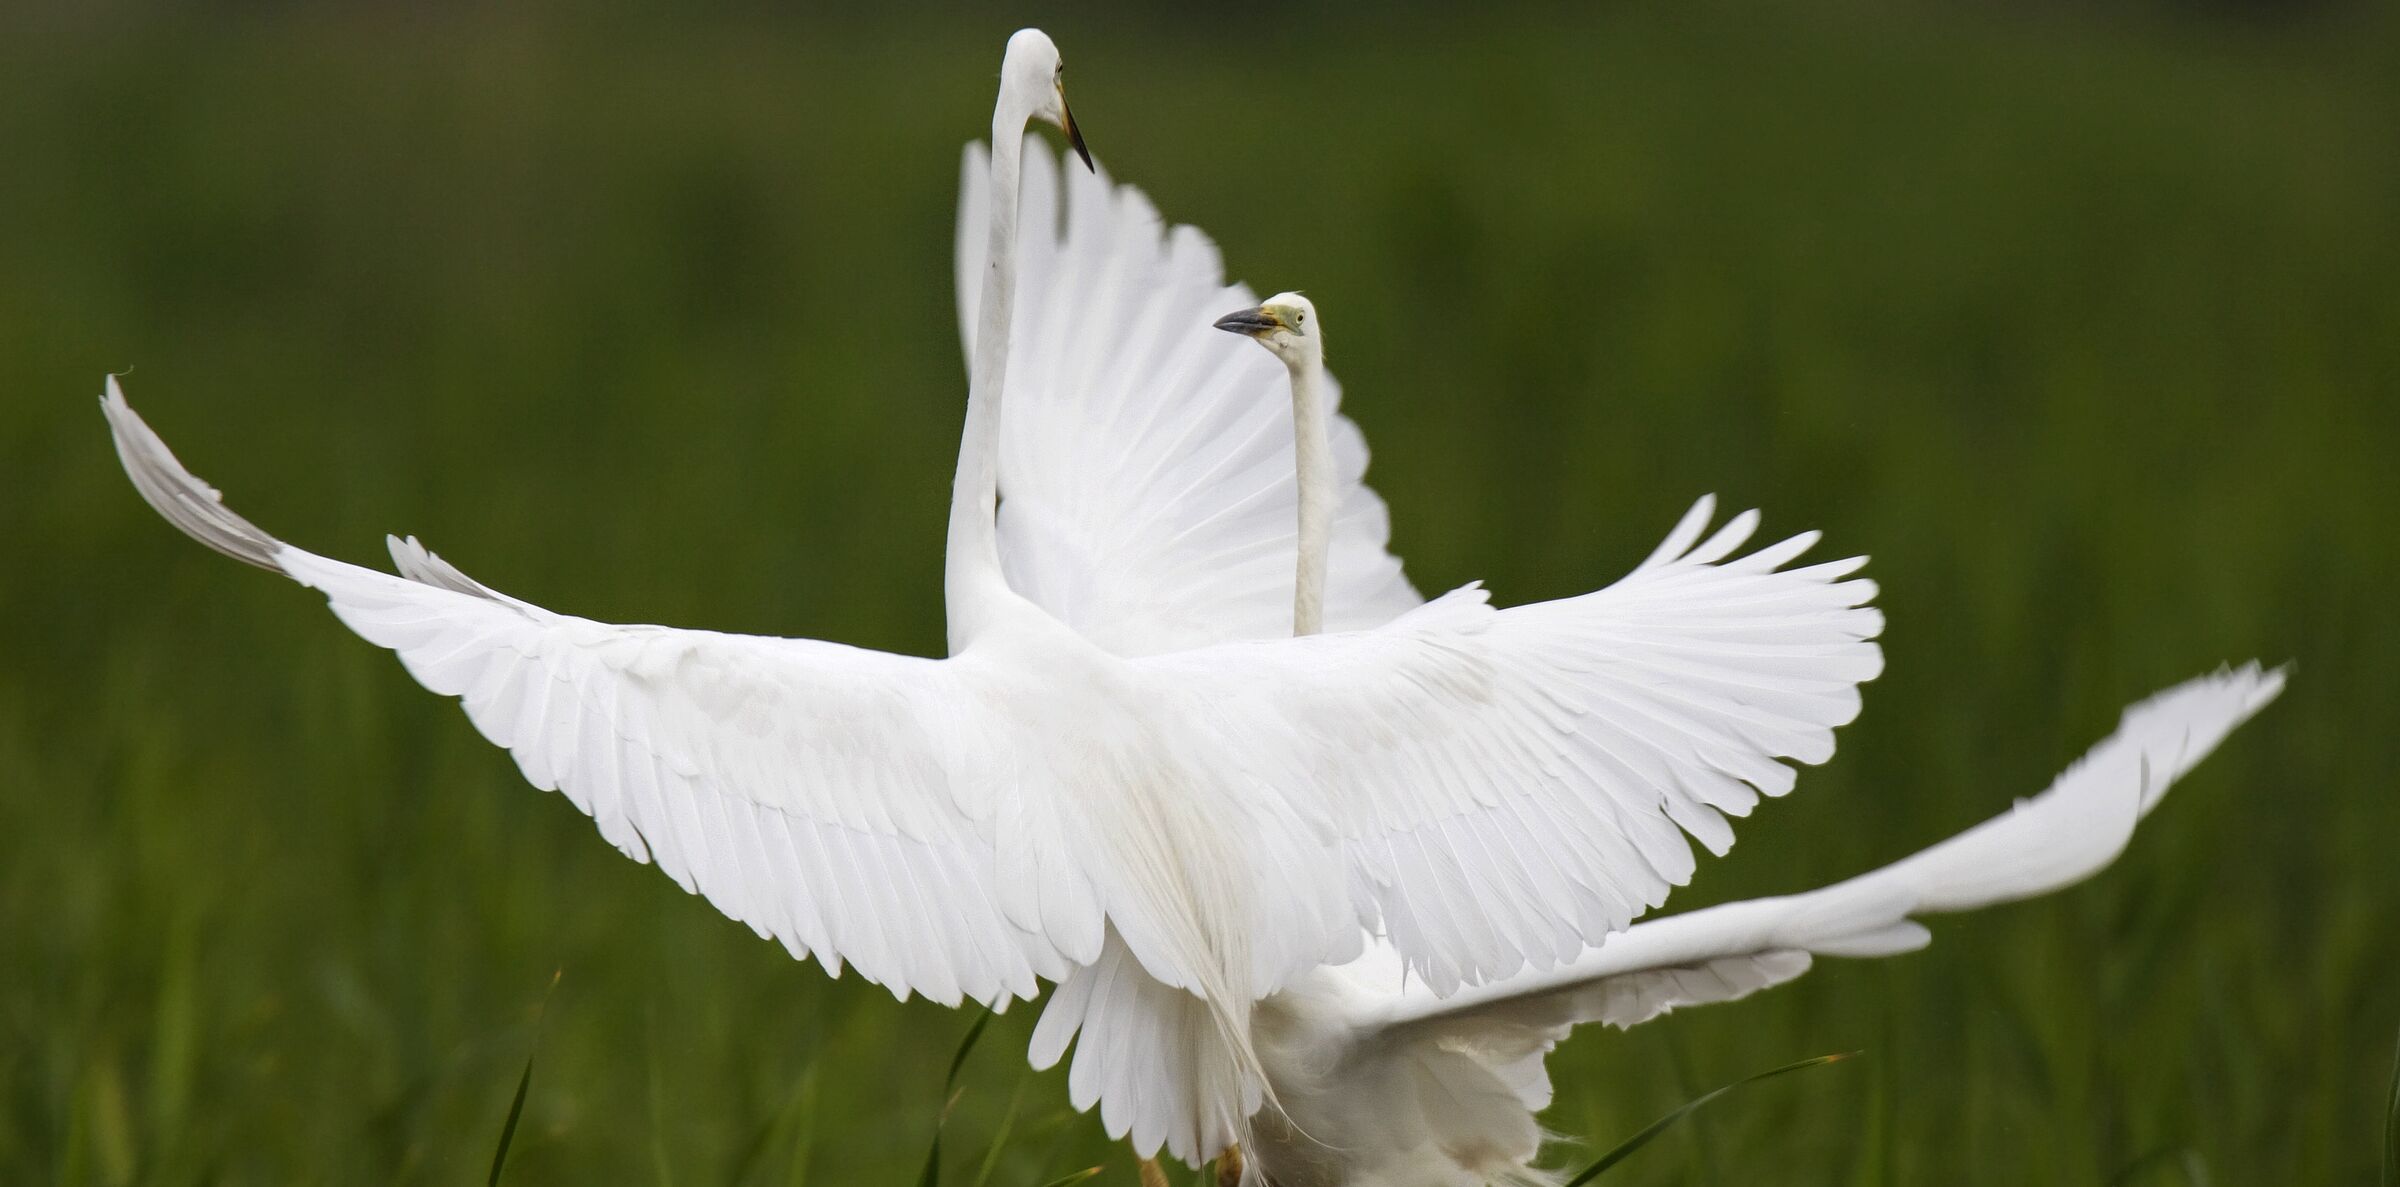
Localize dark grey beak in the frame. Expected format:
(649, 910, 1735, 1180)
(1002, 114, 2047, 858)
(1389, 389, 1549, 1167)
(1061, 98, 1093, 172)
(1212, 307, 1283, 337)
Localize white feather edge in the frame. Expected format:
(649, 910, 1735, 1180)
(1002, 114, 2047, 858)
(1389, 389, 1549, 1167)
(1364, 661, 2286, 1036)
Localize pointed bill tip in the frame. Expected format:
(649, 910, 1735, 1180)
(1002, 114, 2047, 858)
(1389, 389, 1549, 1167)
(1062, 101, 1094, 172)
(1211, 306, 1286, 337)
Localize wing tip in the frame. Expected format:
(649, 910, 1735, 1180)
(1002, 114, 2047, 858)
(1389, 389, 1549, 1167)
(2239, 659, 2291, 710)
(99, 376, 287, 573)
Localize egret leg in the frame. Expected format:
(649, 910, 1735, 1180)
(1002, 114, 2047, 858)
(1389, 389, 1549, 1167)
(1215, 1144, 1246, 1187)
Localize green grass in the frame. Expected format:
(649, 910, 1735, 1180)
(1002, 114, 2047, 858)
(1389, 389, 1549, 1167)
(486, 970, 559, 1187)
(919, 1009, 995, 1187)
(2, 2, 2394, 1183)
(1564, 1052, 1857, 1184)
(2385, 1029, 2400, 1187)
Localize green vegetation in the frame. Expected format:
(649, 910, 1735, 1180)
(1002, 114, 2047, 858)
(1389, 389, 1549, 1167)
(1566, 1052, 1856, 1184)
(920, 1009, 994, 1187)
(2, 3, 2392, 1183)
(2385, 1029, 2399, 1186)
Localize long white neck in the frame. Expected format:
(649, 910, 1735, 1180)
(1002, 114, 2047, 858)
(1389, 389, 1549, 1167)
(945, 105, 1031, 654)
(1287, 348, 1334, 637)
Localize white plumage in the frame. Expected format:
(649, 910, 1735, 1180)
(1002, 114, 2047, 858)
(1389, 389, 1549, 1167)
(1242, 663, 2283, 1187)
(101, 374, 1878, 1162)
(96, 28, 2278, 1183)
(958, 140, 1419, 654)
(1204, 292, 2281, 1187)
(97, 30, 1884, 1173)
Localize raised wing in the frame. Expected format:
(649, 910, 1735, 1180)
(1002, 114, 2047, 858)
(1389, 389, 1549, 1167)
(1374, 661, 2286, 1038)
(103, 382, 1089, 1009)
(1143, 497, 1888, 994)
(958, 140, 1421, 657)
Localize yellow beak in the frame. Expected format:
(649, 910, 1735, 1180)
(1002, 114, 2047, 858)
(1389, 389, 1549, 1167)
(1211, 306, 1287, 337)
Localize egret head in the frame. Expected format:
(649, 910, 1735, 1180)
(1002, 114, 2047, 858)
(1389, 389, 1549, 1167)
(1001, 28, 1092, 172)
(1212, 292, 1321, 366)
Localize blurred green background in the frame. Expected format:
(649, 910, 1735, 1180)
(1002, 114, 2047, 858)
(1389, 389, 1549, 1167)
(2, 1, 2393, 1183)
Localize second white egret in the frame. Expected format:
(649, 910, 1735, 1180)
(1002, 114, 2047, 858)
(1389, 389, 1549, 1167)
(1212, 291, 2283, 1186)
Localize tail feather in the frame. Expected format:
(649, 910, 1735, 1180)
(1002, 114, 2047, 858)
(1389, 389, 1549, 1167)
(1034, 932, 1265, 1166)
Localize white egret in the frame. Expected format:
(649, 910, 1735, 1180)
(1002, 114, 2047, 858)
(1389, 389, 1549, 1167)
(1211, 294, 2282, 1186)
(1238, 662, 2282, 1187)
(947, 28, 1088, 653)
(103, 29, 1886, 1169)
(1209, 293, 1337, 637)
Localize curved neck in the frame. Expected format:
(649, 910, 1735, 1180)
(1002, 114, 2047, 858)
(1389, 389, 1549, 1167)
(946, 106, 1031, 653)
(1288, 349, 1334, 637)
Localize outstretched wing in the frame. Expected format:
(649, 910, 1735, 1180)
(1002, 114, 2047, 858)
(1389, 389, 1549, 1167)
(1141, 497, 1889, 994)
(1263, 664, 2281, 1187)
(1369, 662, 2286, 1041)
(958, 140, 1421, 657)
(103, 381, 1094, 1009)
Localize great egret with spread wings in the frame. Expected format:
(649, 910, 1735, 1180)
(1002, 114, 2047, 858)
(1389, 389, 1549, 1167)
(101, 28, 1883, 1169)
(1212, 291, 2284, 1186)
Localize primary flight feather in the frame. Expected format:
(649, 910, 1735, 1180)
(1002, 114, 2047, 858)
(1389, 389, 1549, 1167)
(1244, 662, 2283, 1187)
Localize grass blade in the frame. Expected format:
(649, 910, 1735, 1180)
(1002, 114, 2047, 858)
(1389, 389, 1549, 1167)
(944, 1007, 995, 1093)
(1031, 1169, 1103, 1187)
(967, 1075, 1030, 1187)
(727, 1059, 821, 1187)
(2383, 1027, 2400, 1187)
(487, 1058, 536, 1187)
(1561, 1051, 1856, 1186)
(917, 1007, 996, 1187)
(487, 969, 563, 1187)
